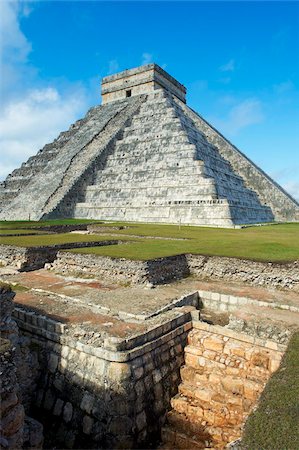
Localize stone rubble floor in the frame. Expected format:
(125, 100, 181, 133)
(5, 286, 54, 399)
(1, 268, 298, 343)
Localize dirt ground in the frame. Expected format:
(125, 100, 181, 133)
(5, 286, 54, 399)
(1, 268, 298, 343)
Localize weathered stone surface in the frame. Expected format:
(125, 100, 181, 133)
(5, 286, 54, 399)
(0, 285, 43, 449)
(13, 303, 190, 449)
(1, 64, 298, 224)
(50, 251, 299, 292)
(161, 321, 286, 449)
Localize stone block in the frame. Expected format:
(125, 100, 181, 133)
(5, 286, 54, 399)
(80, 392, 95, 414)
(53, 398, 64, 416)
(48, 353, 59, 373)
(269, 356, 281, 373)
(1, 403, 24, 437)
(136, 411, 147, 432)
(194, 388, 212, 403)
(203, 336, 224, 352)
(82, 415, 94, 435)
(135, 379, 145, 397)
(221, 376, 244, 395)
(243, 379, 261, 401)
(63, 402, 73, 423)
(250, 351, 269, 369)
(223, 341, 245, 358)
(153, 369, 162, 384)
(133, 366, 144, 380)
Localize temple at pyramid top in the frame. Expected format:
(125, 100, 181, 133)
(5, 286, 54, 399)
(101, 64, 187, 104)
(0, 63, 298, 225)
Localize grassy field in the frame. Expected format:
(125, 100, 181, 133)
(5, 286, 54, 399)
(241, 331, 299, 450)
(0, 218, 103, 229)
(1, 220, 298, 262)
(68, 222, 299, 262)
(0, 232, 136, 247)
(0, 229, 43, 235)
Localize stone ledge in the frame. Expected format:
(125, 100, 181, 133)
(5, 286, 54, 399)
(191, 320, 287, 352)
(197, 289, 299, 313)
(14, 306, 194, 362)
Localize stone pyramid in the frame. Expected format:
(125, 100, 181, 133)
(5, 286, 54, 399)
(0, 64, 298, 226)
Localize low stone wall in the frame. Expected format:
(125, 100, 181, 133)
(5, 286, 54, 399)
(198, 288, 299, 315)
(0, 240, 118, 271)
(51, 250, 299, 291)
(162, 320, 286, 448)
(51, 251, 190, 285)
(14, 306, 194, 449)
(187, 254, 299, 291)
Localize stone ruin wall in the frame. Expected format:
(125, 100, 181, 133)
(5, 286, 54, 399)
(8, 301, 289, 449)
(101, 64, 186, 104)
(13, 305, 193, 449)
(1, 280, 292, 449)
(0, 240, 118, 271)
(173, 97, 299, 222)
(162, 320, 286, 448)
(0, 285, 43, 449)
(49, 250, 299, 292)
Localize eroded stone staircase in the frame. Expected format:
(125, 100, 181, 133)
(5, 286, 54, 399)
(74, 90, 274, 226)
(160, 321, 284, 449)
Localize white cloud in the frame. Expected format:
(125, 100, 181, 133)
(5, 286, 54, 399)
(141, 52, 153, 65)
(0, 0, 31, 63)
(282, 181, 299, 202)
(0, 0, 35, 102)
(107, 59, 119, 75)
(0, 1, 91, 182)
(219, 59, 235, 72)
(0, 87, 87, 180)
(211, 98, 264, 136)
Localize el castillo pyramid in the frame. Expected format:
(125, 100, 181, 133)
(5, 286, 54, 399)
(1, 64, 298, 226)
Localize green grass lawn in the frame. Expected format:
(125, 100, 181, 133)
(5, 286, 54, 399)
(1, 220, 298, 262)
(241, 331, 299, 450)
(68, 222, 299, 262)
(0, 218, 104, 230)
(0, 233, 135, 247)
(0, 229, 44, 235)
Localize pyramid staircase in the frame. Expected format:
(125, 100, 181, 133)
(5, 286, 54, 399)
(1, 62, 298, 224)
(74, 90, 274, 226)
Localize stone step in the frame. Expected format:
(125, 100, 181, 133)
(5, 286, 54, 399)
(104, 158, 201, 171)
(113, 143, 197, 155)
(161, 426, 211, 449)
(94, 166, 208, 183)
(122, 123, 182, 138)
(130, 112, 178, 124)
(166, 410, 214, 446)
(118, 130, 188, 144)
(169, 394, 244, 443)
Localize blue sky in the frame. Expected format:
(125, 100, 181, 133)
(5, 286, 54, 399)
(1, 1, 299, 200)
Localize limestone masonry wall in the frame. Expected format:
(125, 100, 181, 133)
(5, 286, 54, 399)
(162, 320, 286, 449)
(0, 240, 118, 271)
(0, 96, 146, 221)
(0, 286, 24, 449)
(51, 251, 299, 291)
(173, 96, 299, 222)
(0, 285, 43, 449)
(14, 306, 194, 449)
(51, 251, 190, 285)
(187, 254, 299, 291)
